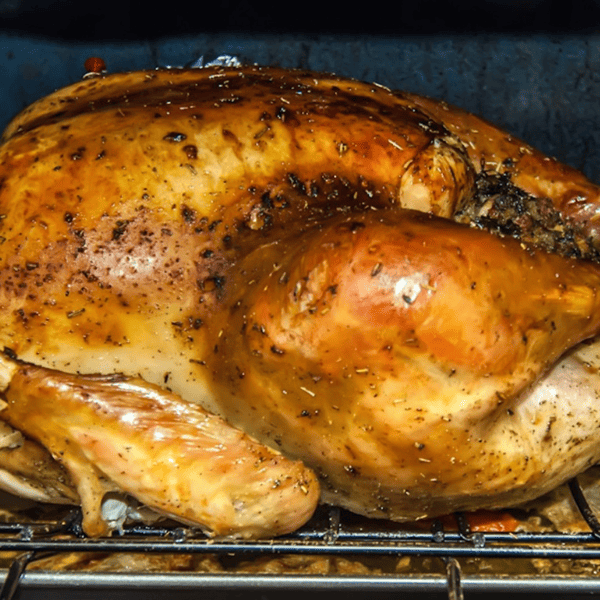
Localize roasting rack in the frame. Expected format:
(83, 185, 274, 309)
(1, 478, 600, 599)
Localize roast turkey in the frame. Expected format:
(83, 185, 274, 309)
(0, 64, 600, 537)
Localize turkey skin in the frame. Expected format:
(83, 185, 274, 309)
(0, 65, 600, 534)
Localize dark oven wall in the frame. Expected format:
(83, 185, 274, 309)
(0, 0, 599, 39)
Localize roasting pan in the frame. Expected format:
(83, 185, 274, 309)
(1, 31, 600, 599)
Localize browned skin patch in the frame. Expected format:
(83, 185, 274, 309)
(1, 66, 600, 524)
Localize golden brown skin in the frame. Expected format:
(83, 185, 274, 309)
(0, 355, 319, 537)
(1, 65, 600, 528)
(0, 66, 478, 410)
(208, 209, 600, 519)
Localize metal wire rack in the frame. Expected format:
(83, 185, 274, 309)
(1, 477, 600, 599)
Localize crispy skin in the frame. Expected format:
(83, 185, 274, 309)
(0, 66, 477, 408)
(0, 356, 319, 537)
(208, 209, 600, 519)
(1, 66, 600, 527)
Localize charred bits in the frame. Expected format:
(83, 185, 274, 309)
(287, 172, 307, 195)
(112, 220, 130, 241)
(70, 146, 86, 161)
(171, 315, 204, 335)
(181, 204, 196, 224)
(275, 105, 300, 126)
(198, 275, 227, 299)
(183, 145, 198, 160)
(222, 234, 233, 250)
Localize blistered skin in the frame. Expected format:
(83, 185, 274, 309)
(1, 66, 600, 528)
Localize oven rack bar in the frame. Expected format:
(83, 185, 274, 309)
(0, 476, 599, 599)
(7, 571, 600, 595)
(1, 536, 600, 559)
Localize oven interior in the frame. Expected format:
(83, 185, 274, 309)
(1, 477, 600, 599)
(0, 28, 600, 600)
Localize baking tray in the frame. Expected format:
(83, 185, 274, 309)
(1, 33, 600, 598)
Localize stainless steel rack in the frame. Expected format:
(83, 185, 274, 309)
(1, 477, 600, 599)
